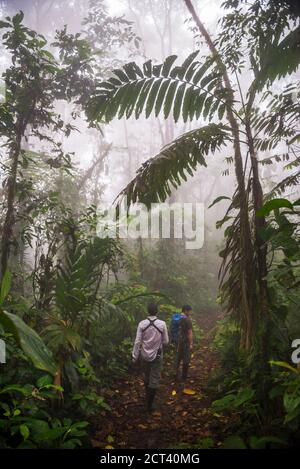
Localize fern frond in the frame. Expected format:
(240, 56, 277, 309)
(249, 25, 300, 93)
(87, 53, 231, 124)
(117, 123, 231, 207)
(267, 169, 300, 199)
(251, 82, 300, 150)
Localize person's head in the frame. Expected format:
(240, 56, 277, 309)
(148, 303, 158, 317)
(182, 304, 192, 316)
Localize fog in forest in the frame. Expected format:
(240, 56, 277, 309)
(0, 0, 299, 451)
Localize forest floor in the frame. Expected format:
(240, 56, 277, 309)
(91, 312, 230, 449)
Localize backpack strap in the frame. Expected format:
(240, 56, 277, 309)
(142, 318, 163, 335)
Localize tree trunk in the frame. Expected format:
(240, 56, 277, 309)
(0, 122, 23, 281)
(184, 0, 257, 349)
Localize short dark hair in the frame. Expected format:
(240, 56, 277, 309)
(182, 304, 192, 313)
(148, 303, 158, 316)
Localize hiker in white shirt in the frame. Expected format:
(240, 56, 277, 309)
(132, 303, 169, 412)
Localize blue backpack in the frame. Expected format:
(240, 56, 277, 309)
(170, 313, 183, 344)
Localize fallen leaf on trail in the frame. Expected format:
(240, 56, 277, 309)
(171, 390, 177, 396)
(182, 411, 188, 417)
(183, 388, 196, 395)
(105, 445, 114, 449)
(150, 423, 161, 430)
(213, 412, 222, 418)
(153, 411, 161, 418)
(138, 424, 148, 430)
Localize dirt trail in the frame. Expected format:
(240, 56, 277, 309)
(91, 312, 228, 449)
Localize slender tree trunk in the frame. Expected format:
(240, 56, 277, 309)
(0, 122, 24, 281)
(184, 0, 256, 349)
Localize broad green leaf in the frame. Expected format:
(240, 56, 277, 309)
(179, 50, 199, 79)
(0, 310, 57, 375)
(163, 81, 178, 119)
(182, 86, 193, 122)
(208, 196, 231, 209)
(135, 79, 153, 118)
(257, 198, 293, 217)
(0, 20, 11, 28)
(123, 62, 138, 80)
(161, 55, 178, 77)
(143, 59, 152, 77)
(112, 68, 129, 83)
(155, 79, 170, 117)
(145, 78, 163, 117)
(249, 436, 286, 449)
(0, 270, 11, 305)
(173, 83, 186, 122)
(20, 424, 30, 440)
(270, 360, 299, 374)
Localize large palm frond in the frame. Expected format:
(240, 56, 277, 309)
(117, 123, 231, 207)
(87, 52, 231, 124)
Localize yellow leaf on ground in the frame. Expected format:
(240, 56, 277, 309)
(138, 424, 148, 430)
(183, 388, 196, 395)
(171, 390, 177, 396)
(105, 445, 114, 449)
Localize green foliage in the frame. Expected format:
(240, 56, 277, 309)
(221, 434, 286, 449)
(88, 52, 229, 124)
(212, 387, 256, 413)
(0, 271, 57, 375)
(0, 377, 88, 449)
(119, 124, 231, 207)
(0, 270, 11, 305)
(270, 362, 300, 428)
(72, 391, 110, 416)
(0, 1, 299, 450)
(220, 0, 300, 89)
(0, 310, 57, 376)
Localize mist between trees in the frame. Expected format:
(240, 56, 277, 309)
(0, 0, 299, 450)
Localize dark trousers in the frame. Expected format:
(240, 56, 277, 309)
(175, 341, 191, 380)
(142, 354, 163, 411)
(142, 353, 163, 389)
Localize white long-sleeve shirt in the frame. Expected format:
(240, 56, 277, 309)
(132, 316, 169, 362)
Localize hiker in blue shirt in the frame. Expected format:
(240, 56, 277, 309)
(172, 305, 193, 382)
